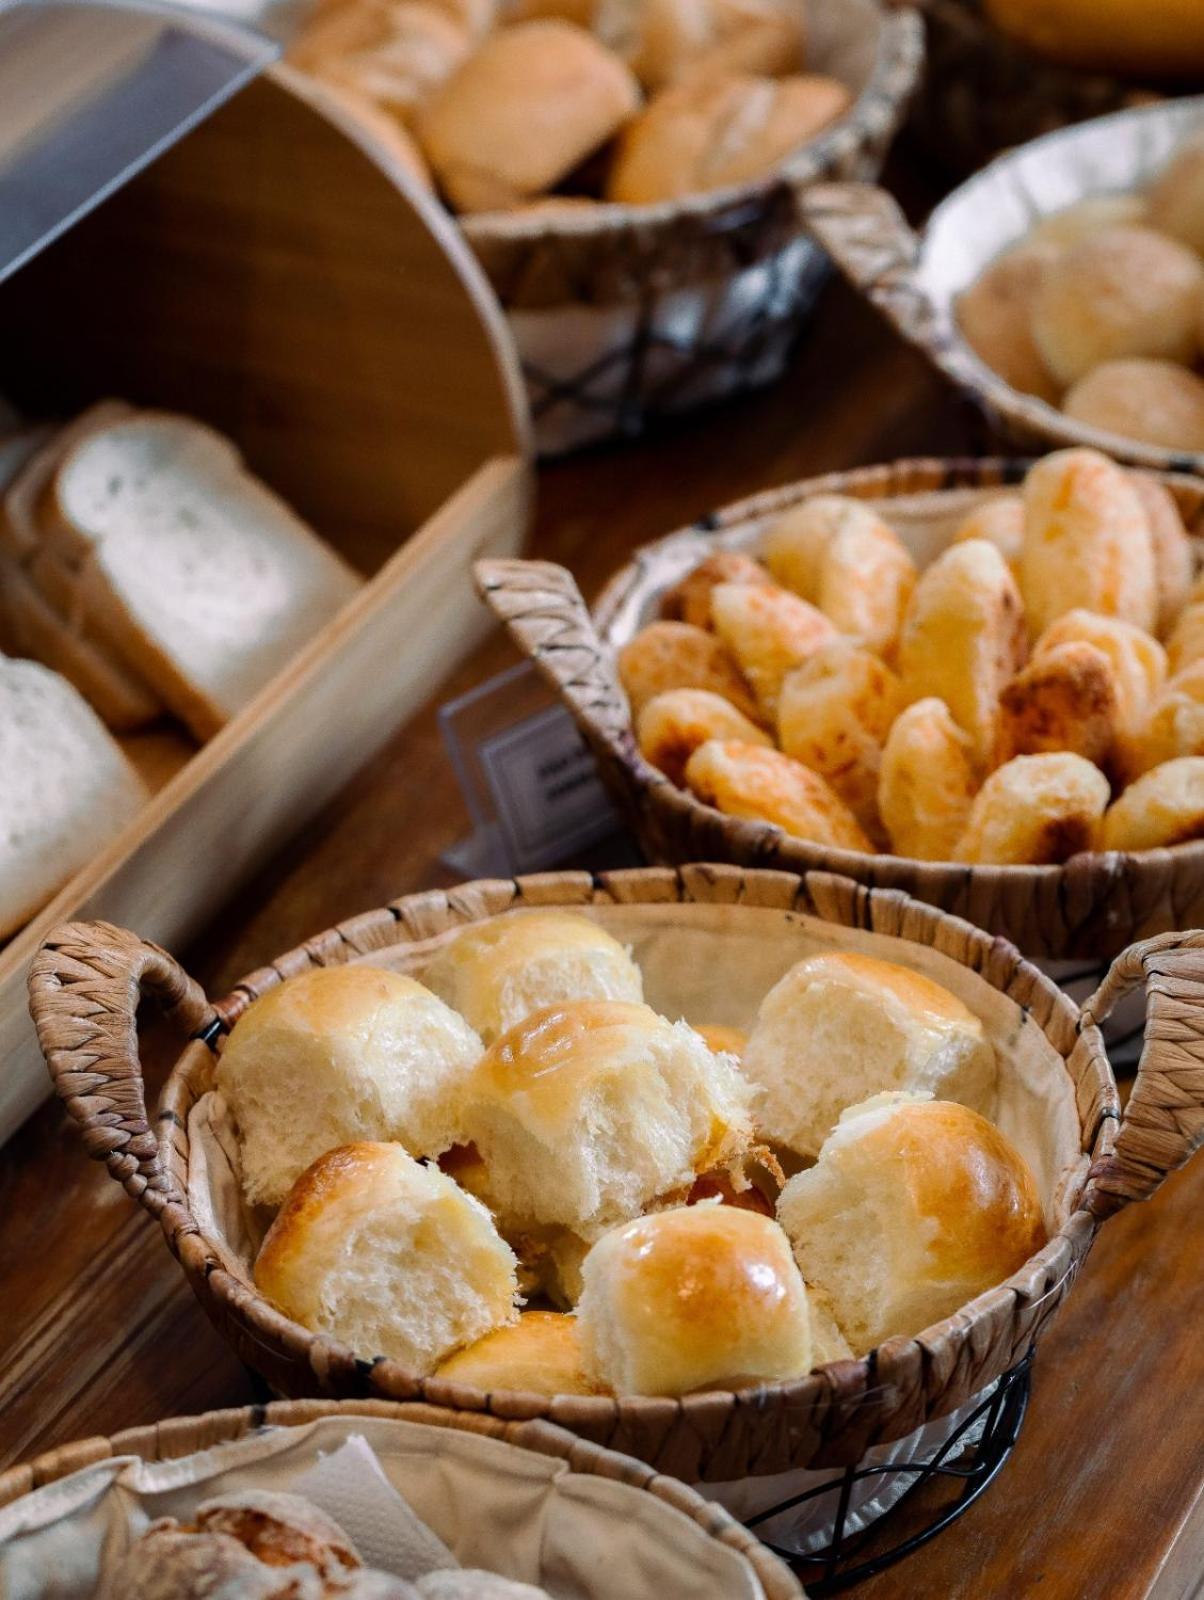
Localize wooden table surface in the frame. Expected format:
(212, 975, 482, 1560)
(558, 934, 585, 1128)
(2, 270, 1204, 1599)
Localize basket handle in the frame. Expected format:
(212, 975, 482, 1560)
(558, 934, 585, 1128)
(1080, 931, 1204, 1219)
(29, 920, 217, 1208)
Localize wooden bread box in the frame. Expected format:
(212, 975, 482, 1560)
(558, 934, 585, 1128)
(0, 10, 533, 1142)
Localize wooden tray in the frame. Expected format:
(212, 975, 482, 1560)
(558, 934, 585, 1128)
(0, 65, 532, 1142)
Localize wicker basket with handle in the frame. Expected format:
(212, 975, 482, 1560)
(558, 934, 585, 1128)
(28, 863, 1204, 1487)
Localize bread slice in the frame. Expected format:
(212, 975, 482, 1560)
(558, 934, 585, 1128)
(0, 656, 149, 938)
(50, 413, 363, 739)
(0, 401, 133, 559)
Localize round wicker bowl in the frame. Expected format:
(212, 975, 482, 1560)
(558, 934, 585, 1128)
(29, 865, 1204, 1491)
(478, 457, 1204, 961)
(802, 99, 1204, 473)
(459, 0, 923, 455)
(0, 1399, 801, 1599)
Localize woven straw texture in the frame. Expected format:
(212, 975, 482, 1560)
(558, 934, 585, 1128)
(477, 457, 1204, 961)
(30, 865, 1204, 1482)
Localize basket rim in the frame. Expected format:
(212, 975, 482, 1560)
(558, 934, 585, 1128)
(591, 453, 1204, 884)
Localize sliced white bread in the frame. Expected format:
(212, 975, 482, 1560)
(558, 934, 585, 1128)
(0, 656, 149, 939)
(0, 547, 162, 730)
(49, 413, 363, 740)
(0, 401, 134, 559)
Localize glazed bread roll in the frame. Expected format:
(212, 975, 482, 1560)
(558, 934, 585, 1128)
(433, 1309, 598, 1394)
(877, 696, 977, 862)
(778, 1093, 1045, 1354)
(607, 71, 850, 204)
(1062, 359, 1204, 455)
(710, 579, 836, 719)
(1101, 756, 1204, 852)
(576, 1203, 812, 1395)
(955, 752, 1109, 865)
(660, 549, 773, 629)
(1148, 131, 1204, 256)
(1130, 474, 1193, 638)
(742, 951, 996, 1160)
(636, 686, 772, 784)
(897, 539, 1026, 768)
(417, 22, 640, 211)
(954, 242, 1062, 404)
(216, 965, 481, 1207)
(1019, 449, 1157, 638)
(456, 1000, 753, 1240)
(684, 738, 872, 850)
(617, 619, 761, 720)
(952, 494, 1024, 572)
(995, 641, 1121, 768)
(254, 1142, 519, 1371)
(423, 910, 643, 1043)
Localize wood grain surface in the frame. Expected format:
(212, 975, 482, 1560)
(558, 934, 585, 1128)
(2, 273, 1202, 1597)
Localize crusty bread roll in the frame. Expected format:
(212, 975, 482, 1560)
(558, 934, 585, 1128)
(684, 738, 872, 850)
(1020, 448, 1158, 638)
(255, 1142, 518, 1371)
(606, 71, 850, 204)
(1027, 194, 1147, 250)
(297, 2, 472, 126)
(576, 1203, 811, 1395)
(954, 242, 1062, 403)
(636, 686, 772, 784)
(1033, 609, 1166, 748)
(216, 965, 481, 1208)
(995, 641, 1121, 768)
(898, 539, 1026, 767)
(1062, 359, 1204, 455)
(1148, 131, 1204, 256)
(594, 0, 802, 90)
(1130, 473, 1193, 638)
(710, 580, 836, 720)
(660, 549, 773, 629)
(955, 751, 1109, 865)
(777, 1093, 1045, 1354)
(416, 21, 640, 211)
(456, 1000, 753, 1240)
(617, 619, 761, 721)
(1129, 662, 1204, 774)
(423, 910, 643, 1043)
(877, 696, 977, 862)
(742, 951, 996, 1160)
(1101, 756, 1204, 851)
(1167, 601, 1204, 678)
(952, 494, 1024, 573)
(433, 1308, 599, 1393)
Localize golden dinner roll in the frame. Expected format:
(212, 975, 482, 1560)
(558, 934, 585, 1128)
(898, 539, 1026, 768)
(303, 2, 472, 125)
(812, 513, 916, 659)
(760, 493, 863, 598)
(254, 1142, 519, 1371)
(777, 641, 902, 836)
(691, 0, 804, 80)
(576, 1204, 811, 1395)
(636, 685, 772, 784)
(606, 71, 850, 204)
(952, 494, 1025, 572)
(1063, 359, 1204, 455)
(216, 965, 481, 1207)
(1026, 194, 1148, 250)
(416, 22, 640, 211)
(742, 951, 996, 1160)
(710, 579, 837, 719)
(693, 1022, 747, 1056)
(433, 1309, 599, 1394)
(423, 910, 643, 1044)
(1033, 609, 1166, 742)
(1148, 131, 1204, 256)
(777, 1094, 1046, 1355)
(684, 739, 872, 850)
(877, 697, 978, 862)
(660, 549, 772, 628)
(1167, 601, 1204, 677)
(1020, 448, 1158, 637)
(1031, 226, 1204, 388)
(995, 641, 1121, 767)
(456, 1000, 754, 1240)
(1101, 756, 1204, 851)
(1130, 473, 1194, 637)
(954, 752, 1109, 865)
(983, 0, 1204, 78)
(954, 242, 1062, 403)
(1129, 661, 1204, 774)
(617, 619, 760, 720)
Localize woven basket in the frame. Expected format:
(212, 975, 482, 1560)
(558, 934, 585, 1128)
(0, 1400, 801, 1599)
(802, 98, 1204, 473)
(477, 457, 1204, 960)
(459, 0, 923, 455)
(29, 864, 1204, 1488)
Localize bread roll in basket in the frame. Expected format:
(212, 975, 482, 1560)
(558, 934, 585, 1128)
(30, 864, 1204, 1507)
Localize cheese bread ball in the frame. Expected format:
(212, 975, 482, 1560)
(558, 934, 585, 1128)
(760, 494, 868, 598)
(1101, 756, 1204, 852)
(684, 739, 872, 850)
(433, 1309, 598, 1395)
(898, 539, 1026, 768)
(742, 951, 996, 1160)
(254, 1142, 519, 1372)
(456, 999, 754, 1240)
(660, 549, 773, 629)
(955, 752, 1109, 865)
(1130, 661, 1204, 774)
(576, 1204, 812, 1395)
(1020, 449, 1158, 637)
(995, 641, 1120, 767)
(878, 697, 978, 862)
(1130, 474, 1194, 637)
(777, 1094, 1045, 1354)
(423, 910, 643, 1044)
(710, 580, 836, 720)
(955, 242, 1062, 403)
(1031, 226, 1204, 387)
(636, 686, 771, 785)
(1147, 131, 1204, 258)
(953, 494, 1025, 572)
(1026, 194, 1148, 250)
(216, 966, 481, 1208)
(1167, 601, 1204, 677)
(1063, 359, 1204, 455)
(1033, 609, 1166, 743)
(617, 620, 760, 720)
